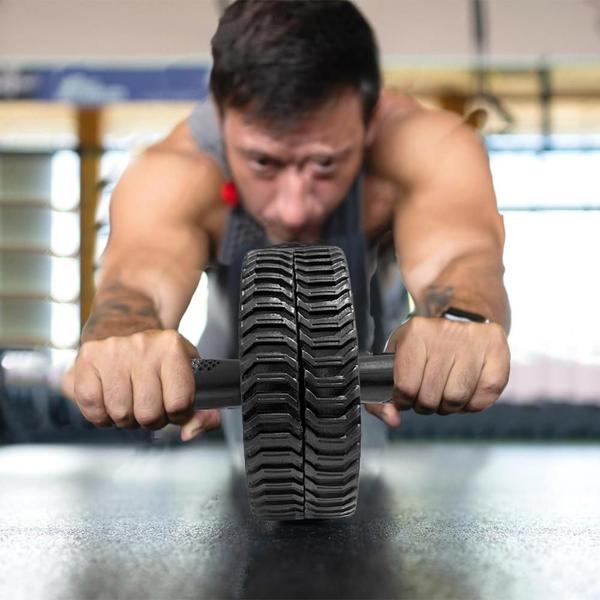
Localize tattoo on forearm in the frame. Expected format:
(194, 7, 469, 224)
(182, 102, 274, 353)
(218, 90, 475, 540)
(421, 285, 454, 317)
(81, 283, 162, 342)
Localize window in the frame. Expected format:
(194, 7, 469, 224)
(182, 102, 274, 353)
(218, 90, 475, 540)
(489, 139, 600, 403)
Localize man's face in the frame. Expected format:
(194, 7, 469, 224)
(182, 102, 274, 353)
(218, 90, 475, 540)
(221, 91, 369, 244)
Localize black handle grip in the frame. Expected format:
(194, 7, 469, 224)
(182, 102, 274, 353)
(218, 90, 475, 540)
(191, 354, 395, 409)
(357, 353, 395, 404)
(191, 358, 241, 409)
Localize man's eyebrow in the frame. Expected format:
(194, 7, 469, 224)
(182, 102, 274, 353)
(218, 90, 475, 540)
(237, 147, 280, 159)
(235, 144, 353, 163)
(236, 147, 284, 165)
(310, 147, 352, 161)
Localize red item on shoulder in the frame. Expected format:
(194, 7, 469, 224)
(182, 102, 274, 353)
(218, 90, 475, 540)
(221, 181, 239, 208)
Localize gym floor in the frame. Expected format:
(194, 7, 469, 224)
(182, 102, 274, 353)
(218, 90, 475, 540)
(1, 441, 599, 600)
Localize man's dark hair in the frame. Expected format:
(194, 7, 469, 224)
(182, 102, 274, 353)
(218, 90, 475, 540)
(210, 0, 381, 128)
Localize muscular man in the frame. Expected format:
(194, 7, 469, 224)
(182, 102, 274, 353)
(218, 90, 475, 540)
(69, 1, 510, 441)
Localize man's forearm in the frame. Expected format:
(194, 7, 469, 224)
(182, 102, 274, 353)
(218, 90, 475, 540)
(81, 282, 163, 343)
(412, 252, 511, 332)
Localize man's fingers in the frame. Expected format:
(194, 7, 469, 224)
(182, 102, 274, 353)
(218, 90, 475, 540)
(131, 367, 167, 430)
(181, 336, 201, 359)
(467, 324, 510, 411)
(388, 323, 427, 411)
(103, 369, 137, 428)
(73, 364, 112, 427)
(438, 355, 482, 414)
(180, 409, 222, 442)
(465, 328, 510, 412)
(393, 389, 416, 411)
(414, 352, 454, 415)
(366, 402, 401, 427)
(465, 355, 510, 413)
(161, 352, 196, 425)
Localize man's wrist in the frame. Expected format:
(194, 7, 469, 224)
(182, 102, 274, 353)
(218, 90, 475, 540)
(440, 306, 490, 324)
(81, 318, 161, 343)
(81, 283, 162, 343)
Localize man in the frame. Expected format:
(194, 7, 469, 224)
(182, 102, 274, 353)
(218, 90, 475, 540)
(69, 0, 510, 441)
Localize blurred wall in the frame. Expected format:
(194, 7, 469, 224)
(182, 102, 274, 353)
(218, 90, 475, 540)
(1, 0, 599, 64)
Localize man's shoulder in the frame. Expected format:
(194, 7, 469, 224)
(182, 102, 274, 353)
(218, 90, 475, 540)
(126, 120, 227, 233)
(144, 120, 226, 200)
(374, 89, 467, 143)
(369, 90, 480, 187)
(152, 118, 225, 174)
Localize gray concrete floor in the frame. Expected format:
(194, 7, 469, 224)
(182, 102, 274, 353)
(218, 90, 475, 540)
(0, 442, 599, 600)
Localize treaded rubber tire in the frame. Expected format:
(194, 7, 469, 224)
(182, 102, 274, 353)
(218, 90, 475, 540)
(295, 246, 361, 519)
(240, 247, 304, 520)
(240, 245, 361, 520)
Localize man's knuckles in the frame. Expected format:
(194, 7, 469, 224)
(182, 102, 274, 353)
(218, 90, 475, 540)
(414, 387, 442, 413)
(480, 373, 508, 397)
(390, 317, 509, 419)
(444, 370, 479, 401)
(79, 405, 111, 427)
(165, 395, 194, 424)
(393, 376, 420, 400)
(73, 381, 101, 411)
(106, 403, 135, 426)
(135, 409, 168, 429)
(440, 394, 470, 410)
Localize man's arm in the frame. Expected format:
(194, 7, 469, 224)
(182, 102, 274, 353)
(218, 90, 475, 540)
(373, 109, 509, 330)
(368, 107, 510, 426)
(68, 122, 226, 436)
(86, 125, 223, 340)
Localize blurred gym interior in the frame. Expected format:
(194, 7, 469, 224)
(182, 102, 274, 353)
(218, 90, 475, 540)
(1, 1, 600, 599)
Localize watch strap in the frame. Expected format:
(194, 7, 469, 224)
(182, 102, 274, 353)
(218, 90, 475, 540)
(441, 306, 490, 324)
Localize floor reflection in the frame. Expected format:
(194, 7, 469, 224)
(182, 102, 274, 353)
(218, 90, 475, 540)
(223, 473, 402, 600)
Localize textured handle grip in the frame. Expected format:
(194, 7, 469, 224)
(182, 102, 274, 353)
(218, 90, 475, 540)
(357, 353, 395, 403)
(191, 358, 241, 409)
(191, 354, 394, 408)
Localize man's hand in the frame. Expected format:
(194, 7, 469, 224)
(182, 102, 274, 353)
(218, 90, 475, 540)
(67, 329, 220, 441)
(367, 316, 510, 426)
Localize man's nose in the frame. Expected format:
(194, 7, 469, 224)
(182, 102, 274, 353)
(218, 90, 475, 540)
(276, 168, 309, 229)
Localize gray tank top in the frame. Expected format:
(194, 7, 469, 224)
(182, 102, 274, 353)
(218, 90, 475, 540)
(187, 99, 388, 357)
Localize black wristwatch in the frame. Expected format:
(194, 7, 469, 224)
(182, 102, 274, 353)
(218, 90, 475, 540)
(441, 306, 490, 324)
(402, 306, 490, 325)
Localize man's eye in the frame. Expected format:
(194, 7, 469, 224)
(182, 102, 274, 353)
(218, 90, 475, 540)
(251, 156, 275, 170)
(313, 158, 336, 173)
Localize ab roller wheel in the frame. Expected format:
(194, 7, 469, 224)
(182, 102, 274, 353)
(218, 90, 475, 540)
(240, 247, 304, 520)
(241, 246, 361, 520)
(192, 245, 395, 521)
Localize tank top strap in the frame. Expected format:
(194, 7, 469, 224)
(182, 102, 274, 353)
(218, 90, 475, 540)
(187, 98, 231, 178)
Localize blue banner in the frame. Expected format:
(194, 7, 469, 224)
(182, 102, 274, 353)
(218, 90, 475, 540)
(0, 66, 211, 104)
